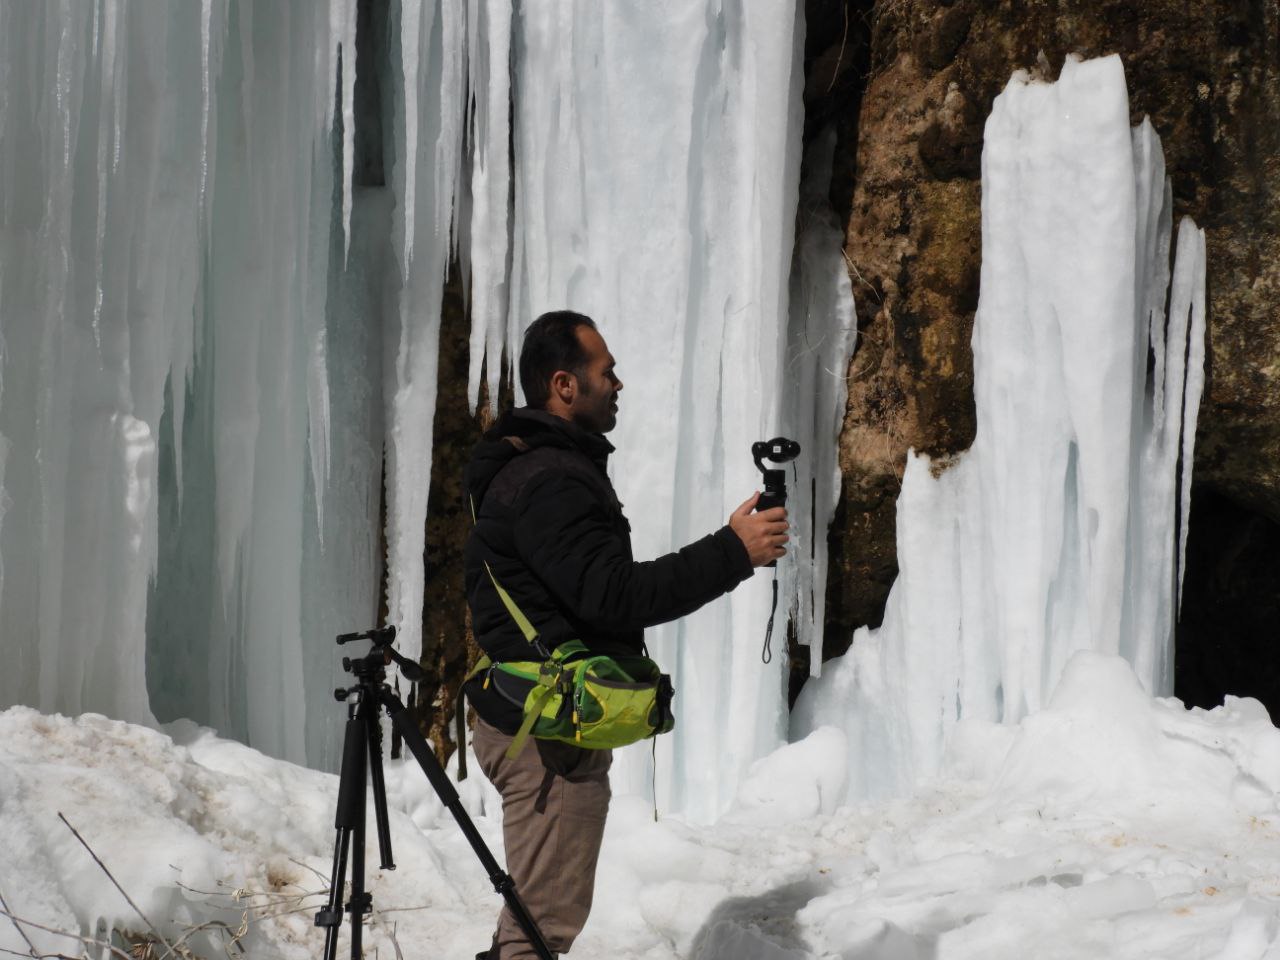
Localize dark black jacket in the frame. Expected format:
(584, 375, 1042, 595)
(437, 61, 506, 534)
(463, 408, 753, 730)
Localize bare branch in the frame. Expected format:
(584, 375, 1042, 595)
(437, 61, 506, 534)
(0, 888, 39, 959)
(172, 880, 324, 906)
(842, 248, 881, 303)
(825, 1, 851, 95)
(0, 908, 134, 960)
(55, 814, 178, 960)
(163, 916, 247, 960)
(288, 858, 329, 884)
(384, 920, 405, 960)
(0, 948, 82, 960)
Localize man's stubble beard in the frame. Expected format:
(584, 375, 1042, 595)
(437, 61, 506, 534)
(575, 378, 618, 435)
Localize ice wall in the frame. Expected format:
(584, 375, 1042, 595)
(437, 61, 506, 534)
(465, 1, 806, 821)
(0, 0, 367, 763)
(793, 55, 1207, 802)
(0, 0, 817, 806)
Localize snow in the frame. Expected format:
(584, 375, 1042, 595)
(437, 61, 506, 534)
(794, 55, 1208, 804)
(5, 652, 1280, 959)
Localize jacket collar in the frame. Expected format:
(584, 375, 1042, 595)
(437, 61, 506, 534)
(504, 407, 614, 465)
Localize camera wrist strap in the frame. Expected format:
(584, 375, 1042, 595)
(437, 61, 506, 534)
(761, 566, 778, 664)
(760, 458, 796, 665)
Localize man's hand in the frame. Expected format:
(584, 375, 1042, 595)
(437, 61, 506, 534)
(728, 492, 789, 567)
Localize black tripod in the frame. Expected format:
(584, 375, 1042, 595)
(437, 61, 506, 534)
(314, 625, 552, 960)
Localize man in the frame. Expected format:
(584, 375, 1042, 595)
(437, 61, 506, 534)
(463, 310, 788, 959)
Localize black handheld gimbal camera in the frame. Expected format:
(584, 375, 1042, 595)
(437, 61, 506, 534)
(751, 437, 800, 664)
(752, 437, 801, 563)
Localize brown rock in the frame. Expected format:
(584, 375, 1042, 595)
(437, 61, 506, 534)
(813, 0, 1280, 658)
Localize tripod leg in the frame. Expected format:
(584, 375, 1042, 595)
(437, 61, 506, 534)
(377, 688, 555, 960)
(366, 709, 396, 870)
(317, 828, 349, 960)
(316, 706, 369, 960)
(346, 698, 374, 960)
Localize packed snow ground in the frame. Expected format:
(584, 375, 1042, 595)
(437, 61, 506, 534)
(3, 651, 1279, 960)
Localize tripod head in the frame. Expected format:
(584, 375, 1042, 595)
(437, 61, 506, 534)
(334, 624, 425, 700)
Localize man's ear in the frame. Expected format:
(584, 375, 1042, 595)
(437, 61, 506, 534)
(550, 369, 576, 403)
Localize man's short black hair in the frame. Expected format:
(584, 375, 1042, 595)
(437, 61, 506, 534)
(519, 310, 598, 408)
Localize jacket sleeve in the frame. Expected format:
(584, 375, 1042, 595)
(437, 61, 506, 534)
(510, 471, 754, 632)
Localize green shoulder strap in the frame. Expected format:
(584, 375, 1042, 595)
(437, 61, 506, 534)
(458, 488, 551, 778)
(506, 684, 559, 761)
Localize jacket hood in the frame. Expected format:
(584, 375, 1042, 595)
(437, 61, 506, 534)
(464, 407, 614, 512)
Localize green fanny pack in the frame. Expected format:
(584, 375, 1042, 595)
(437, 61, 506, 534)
(465, 639, 674, 762)
(457, 510, 676, 778)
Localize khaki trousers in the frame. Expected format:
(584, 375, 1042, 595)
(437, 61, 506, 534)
(472, 717, 612, 960)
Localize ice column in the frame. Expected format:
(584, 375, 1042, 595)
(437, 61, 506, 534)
(379, 0, 468, 668)
(493, 1, 804, 821)
(0, 1, 221, 726)
(784, 127, 858, 679)
(465, 0, 514, 412)
(793, 55, 1207, 802)
(0, 1, 363, 764)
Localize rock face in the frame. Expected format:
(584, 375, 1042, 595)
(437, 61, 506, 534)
(808, 0, 1280, 674)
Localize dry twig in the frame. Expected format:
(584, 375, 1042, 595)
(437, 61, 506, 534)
(57, 813, 178, 960)
(826, 1, 851, 95)
(0, 888, 38, 959)
(0, 907, 134, 960)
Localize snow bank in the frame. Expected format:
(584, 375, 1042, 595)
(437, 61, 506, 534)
(5, 653, 1280, 959)
(0, 707, 493, 959)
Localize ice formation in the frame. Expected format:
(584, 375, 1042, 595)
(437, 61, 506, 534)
(0, 1, 358, 755)
(0, 0, 842, 813)
(794, 55, 1208, 802)
(0, 0, 1205, 825)
(783, 127, 858, 680)
(493, 2, 821, 820)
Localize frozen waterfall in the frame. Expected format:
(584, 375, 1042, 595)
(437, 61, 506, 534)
(0, 1, 360, 757)
(0, 0, 839, 815)
(793, 55, 1207, 803)
(0, 4, 1202, 820)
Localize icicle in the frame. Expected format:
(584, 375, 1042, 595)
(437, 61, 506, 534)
(330, 0, 357, 263)
(1176, 220, 1207, 613)
(466, 0, 513, 414)
(382, 0, 467, 666)
(784, 126, 857, 681)
(398, 0, 425, 270)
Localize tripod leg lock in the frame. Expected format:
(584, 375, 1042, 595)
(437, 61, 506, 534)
(347, 892, 373, 917)
(314, 907, 343, 929)
(492, 871, 516, 895)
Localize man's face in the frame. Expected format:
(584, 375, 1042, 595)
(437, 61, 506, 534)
(569, 326, 623, 434)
